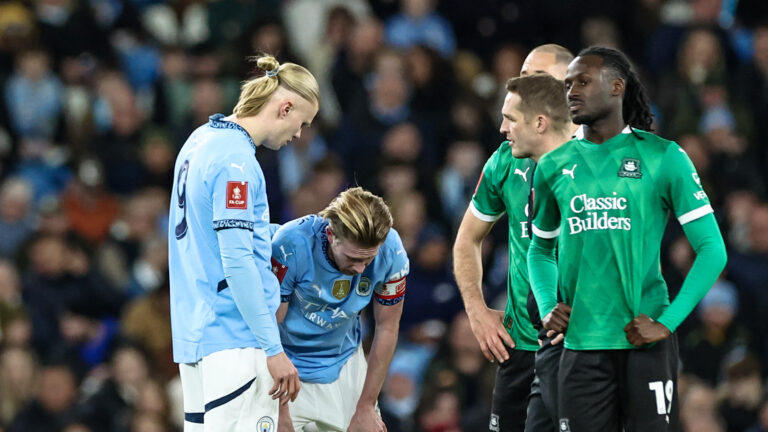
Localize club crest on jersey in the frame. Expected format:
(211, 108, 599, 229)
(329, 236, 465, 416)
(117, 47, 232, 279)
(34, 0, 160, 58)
(226, 181, 248, 209)
(332, 279, 351, 299)
(257, 416, 274, 432)
(559, 419, 571, 432)
(356, 277, 372, 296)
(618, 158, 642, 179)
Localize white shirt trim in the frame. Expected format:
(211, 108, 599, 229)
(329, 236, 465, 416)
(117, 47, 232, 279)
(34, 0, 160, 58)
(678, 204, 714, 225)
(469, 202, 504, 223)
(532, 224, 560, 239)
(574, 125, 632, 139)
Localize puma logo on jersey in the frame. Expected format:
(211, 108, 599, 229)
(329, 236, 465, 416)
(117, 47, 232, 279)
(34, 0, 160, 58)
(514, 167, 530, 182)
(230, 162, 245, 174)
(280, 245, 293, 261)
(562, 164, 577, 179)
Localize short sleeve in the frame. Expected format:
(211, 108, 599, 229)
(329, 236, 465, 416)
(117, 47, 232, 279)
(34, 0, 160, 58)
(530, 159, 561, 239)
(662, 144, 713, 225)
(271, 232, 299, 301)
(211, 156, 260, 231)
(374, 230, 410, 306)
(471, 147, 506, 222)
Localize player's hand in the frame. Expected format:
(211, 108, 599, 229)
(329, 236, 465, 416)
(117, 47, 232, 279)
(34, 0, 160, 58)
(348, 404, 386, 432)
(278, 403, 295, 432)
(546, 329, 565, 345)
(541, 303, 571, 334)
(624, 314, 671, 347)
(266, 352, 301, 405)
(467, 307, 515, 363)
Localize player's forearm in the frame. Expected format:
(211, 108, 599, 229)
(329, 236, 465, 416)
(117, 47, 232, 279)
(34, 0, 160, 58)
(452, 234, 487, 313)
(218, 229, 283, 356)
(657, 214, 727, 332)
(527, 234, 558, 318)
(279, 400, 291, 420)
(357, 322, 399, 407)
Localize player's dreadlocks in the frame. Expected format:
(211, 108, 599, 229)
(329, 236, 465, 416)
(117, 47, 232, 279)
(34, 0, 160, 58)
(578, 47, 654, 135)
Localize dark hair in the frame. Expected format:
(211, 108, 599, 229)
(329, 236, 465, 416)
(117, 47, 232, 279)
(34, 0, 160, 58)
(577, 46, 654, 134)
(505, 74, 570, 134)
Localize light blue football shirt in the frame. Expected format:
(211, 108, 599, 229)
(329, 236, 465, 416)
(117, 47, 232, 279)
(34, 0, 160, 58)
(169, 114, 282, 364)
(272, 215, 409, 383)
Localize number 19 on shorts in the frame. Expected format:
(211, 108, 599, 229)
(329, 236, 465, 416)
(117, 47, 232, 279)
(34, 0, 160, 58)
(648, 380, 674, 416)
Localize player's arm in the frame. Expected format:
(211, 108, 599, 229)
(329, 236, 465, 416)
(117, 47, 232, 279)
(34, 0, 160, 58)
(278, 400, 295, 432)
(453, 149, 515, 363)
(625, 145, 727, 346)
(212, 159, 298, 404)
(348, 296, 402, 432)
(527, 161, 569, 332)
(212, 160, 282, 356)
(453, 207, 515, 362)
(271, 235, 297, 324)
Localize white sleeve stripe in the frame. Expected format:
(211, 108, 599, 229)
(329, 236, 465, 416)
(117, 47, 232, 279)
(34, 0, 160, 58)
(469, 202, 504, 222)
(678, 204, 714, 225)
(532, 224, 560, 239)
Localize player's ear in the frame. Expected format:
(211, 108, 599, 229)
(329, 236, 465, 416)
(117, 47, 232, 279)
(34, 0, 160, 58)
(278, 100, 294, 118)
(611, 77, 625, 97)
(536, 115, 548, 134)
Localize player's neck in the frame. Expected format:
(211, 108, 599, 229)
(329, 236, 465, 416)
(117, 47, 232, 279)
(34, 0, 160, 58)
(583, 112, 625, 144)
(532, 131, 571, 162)
(226, 113, 269, 146)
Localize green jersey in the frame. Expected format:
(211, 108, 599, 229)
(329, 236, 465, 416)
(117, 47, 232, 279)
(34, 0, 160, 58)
(531, 127, 713, 350)
(472, 141, 538, 351)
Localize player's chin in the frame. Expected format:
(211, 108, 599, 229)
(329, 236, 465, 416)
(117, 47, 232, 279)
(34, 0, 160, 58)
(570, 112, 593, 125)
(510, 147, 529, 159)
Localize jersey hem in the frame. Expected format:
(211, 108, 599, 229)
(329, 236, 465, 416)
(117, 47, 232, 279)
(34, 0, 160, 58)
(508, 343, 539, 352)
(678, 204, 713, 225)
(563, 341, 640, 350)
(469, 201, 504, 222)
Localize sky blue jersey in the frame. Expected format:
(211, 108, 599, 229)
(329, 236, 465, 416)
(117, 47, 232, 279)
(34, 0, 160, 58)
(169, 114, 282, 364)
(271, 215, 409, 383)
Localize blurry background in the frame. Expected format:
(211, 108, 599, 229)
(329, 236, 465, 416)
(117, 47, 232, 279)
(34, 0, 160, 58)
(0, 0, 767, 431)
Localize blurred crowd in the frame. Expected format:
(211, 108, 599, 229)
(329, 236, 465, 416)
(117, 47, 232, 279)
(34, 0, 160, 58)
(0, 0, 767, 431)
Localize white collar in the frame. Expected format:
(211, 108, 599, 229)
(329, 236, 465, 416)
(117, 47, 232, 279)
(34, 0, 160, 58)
(573, 125, 632, 140)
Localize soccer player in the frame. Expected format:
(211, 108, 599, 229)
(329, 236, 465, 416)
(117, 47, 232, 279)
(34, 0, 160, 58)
(271, 187, 408, 432)
(453, 44, 573, 432)
(528, 47, 728, 431)
(168, 55, 319, 431)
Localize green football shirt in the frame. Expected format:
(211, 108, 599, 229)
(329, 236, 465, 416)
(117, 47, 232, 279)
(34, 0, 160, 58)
(531, 127, 713, 350)
(471, 141, 538, 351)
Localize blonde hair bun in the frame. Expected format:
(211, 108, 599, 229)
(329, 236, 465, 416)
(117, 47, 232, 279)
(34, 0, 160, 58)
(256, 55, 280, 77)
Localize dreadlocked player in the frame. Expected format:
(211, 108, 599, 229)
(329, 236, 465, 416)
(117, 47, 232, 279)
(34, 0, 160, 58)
(528, 47, 727, 431)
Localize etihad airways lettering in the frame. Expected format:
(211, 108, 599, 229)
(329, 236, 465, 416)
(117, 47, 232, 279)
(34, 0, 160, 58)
(567, 193, 631, 234)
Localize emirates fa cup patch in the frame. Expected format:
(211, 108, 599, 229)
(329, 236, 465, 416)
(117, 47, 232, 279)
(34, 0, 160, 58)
(271, 258, 288, 283)
(618, 158, 642, 179)
(226, 181, 248, 209)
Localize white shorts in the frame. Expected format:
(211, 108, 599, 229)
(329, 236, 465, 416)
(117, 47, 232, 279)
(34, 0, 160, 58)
(290, 347, 369, 432)
(179, 348, 279, 432)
